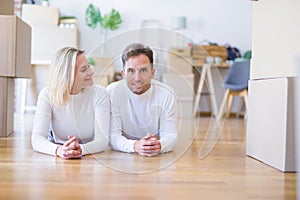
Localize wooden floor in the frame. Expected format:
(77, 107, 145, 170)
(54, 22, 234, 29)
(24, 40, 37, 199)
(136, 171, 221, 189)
(0, 114, 296, 200)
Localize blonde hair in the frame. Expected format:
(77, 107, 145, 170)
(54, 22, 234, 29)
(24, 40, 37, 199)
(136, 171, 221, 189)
(48, 47, 84, 107)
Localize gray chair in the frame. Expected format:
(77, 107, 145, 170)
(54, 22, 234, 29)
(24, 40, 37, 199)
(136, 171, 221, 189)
(217, 61, 250, 120)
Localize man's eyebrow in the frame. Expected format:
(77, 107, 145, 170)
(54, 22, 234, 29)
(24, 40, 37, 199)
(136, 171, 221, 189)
(125, 64, 150, 70)
(141, 66, 148, 69)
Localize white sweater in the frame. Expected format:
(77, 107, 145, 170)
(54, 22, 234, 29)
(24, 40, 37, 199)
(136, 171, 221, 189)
(106, 79, 178, 153)
(31, 85, 110, 156)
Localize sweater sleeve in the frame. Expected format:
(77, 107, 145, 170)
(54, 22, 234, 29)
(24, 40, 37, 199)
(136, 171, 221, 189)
(107, 81, 137, 153)
(31, 88, 59, 156)
(80, 87, 110, 155)
(109, 107, 136, 153)
(159, 91, 178, 153)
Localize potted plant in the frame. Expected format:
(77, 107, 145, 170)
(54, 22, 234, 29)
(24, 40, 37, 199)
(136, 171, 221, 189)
(85, 3, 122, 42)
(41, 0, 49, 6)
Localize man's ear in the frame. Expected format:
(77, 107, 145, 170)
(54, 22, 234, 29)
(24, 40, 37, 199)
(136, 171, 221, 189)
(151, 68, 155, 78)
(121, 69, 125, 77)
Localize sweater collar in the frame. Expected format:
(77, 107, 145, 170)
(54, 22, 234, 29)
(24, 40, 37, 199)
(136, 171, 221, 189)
(124, 80, 153, 100)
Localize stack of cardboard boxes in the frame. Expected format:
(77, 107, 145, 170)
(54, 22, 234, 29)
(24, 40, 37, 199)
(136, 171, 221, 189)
(162, 47, 194, 118)
(0, 3, 31, 136)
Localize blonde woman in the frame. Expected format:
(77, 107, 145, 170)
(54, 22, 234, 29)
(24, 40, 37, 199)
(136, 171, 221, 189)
(32, 47, 110, 159)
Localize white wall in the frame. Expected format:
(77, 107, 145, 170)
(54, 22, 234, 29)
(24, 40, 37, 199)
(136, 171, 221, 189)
(48, 0, 252, 55)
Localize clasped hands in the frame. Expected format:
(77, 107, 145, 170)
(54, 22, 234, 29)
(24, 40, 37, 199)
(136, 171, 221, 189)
(134, 134, 161, 157)
(56, 135, 82, 159)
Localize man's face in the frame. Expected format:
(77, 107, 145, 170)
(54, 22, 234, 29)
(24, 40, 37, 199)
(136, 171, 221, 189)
(121, 54, 155, 95)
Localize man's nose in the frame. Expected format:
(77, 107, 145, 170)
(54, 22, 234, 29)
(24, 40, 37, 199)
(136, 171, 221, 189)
(134, 71, 141, 80)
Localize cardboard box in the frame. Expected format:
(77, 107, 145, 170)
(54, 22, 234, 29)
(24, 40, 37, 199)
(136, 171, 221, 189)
(21, 4, 59, 26)
(169, 47, 191, 57)
(167, 54, 193, 74)
(247, 77, 295, 172)
(192, 45, 228, 62)
(0, 0, 14, 15)
(162, 73, 194, 97)
(30, 25, 78, 62)
(90, 57, 115, 83)
(93, 74, 109, 87)
(0, 15, 31, 78)
(0, 77, 14, 137)
(176, 96, 194, 118)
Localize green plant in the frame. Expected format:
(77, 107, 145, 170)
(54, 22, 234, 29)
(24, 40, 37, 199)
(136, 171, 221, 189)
(87, 57, 95, 65)
(85, 3, 122, 31)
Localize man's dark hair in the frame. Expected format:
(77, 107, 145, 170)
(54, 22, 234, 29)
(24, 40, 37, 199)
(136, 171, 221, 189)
(121, 43, 153, 69)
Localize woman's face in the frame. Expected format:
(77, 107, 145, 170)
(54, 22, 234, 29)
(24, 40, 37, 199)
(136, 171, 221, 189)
(71, 54, 94, 94)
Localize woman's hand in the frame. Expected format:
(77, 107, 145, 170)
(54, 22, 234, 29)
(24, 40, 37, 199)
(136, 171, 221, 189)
(56, 135, 82, 159)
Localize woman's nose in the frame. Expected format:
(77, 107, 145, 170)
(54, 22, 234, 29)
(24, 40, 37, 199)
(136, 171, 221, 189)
(88, 67, 94, 75)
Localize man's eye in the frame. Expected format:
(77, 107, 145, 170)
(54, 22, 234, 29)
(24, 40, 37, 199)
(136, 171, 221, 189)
(141, 68, 147, 72)
(128, 69, 135, 73)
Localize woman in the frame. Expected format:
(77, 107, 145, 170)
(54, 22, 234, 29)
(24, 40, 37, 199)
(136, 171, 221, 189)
(31, 47, 110, 159)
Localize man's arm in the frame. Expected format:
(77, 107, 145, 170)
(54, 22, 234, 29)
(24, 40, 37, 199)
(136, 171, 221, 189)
(158, 93, 178, 153)
(80, 87, 110, 155)
(110, 114, 137, 153)
(107, 81, 137, 153)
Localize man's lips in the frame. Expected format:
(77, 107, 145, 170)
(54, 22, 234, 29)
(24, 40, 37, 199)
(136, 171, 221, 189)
(132, 82, 144, 88)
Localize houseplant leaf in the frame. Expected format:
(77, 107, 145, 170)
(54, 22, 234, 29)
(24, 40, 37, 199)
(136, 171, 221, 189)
(100, 9, 122, 31)
(87, 57, 96, 65)
(85, 4, 102, 29)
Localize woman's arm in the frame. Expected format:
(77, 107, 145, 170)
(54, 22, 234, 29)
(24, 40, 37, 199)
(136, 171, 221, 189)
(31, 88, 59, 156)
(80, 87, 110, 155)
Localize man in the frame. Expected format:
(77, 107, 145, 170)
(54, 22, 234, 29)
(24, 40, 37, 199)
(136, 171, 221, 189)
(106, 43, 178, 157)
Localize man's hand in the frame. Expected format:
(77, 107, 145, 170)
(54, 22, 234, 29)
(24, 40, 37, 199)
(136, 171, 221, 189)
(56, 135, 82, 159)
(134, 134, 161, 157)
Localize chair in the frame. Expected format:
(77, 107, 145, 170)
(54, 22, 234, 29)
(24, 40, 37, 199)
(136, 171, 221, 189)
(217, 61, 250, 120)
